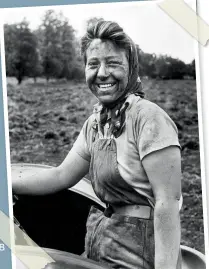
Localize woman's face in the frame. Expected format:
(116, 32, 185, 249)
(85, 39, 129, 105)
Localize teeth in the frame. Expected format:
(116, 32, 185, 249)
(98, 83, 114, 88)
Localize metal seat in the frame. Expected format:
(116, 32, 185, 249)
(181, 245, 205, 269)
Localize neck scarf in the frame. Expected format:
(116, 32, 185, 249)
(93, 40, 144, 138)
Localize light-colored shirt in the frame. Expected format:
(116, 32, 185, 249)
(72, 94, 181, 207)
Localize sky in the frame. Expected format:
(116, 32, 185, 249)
(1, 0, 196, 64)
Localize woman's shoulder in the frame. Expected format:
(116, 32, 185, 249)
(127, 95, 179, 135)
(128, 95, 170, 120)
(128, 96, 181, 158)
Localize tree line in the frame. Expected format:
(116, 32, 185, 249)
(137, 46, 195, 80)
(4, 11, 196, 84)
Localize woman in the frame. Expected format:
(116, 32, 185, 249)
(12, 20, 182, 269)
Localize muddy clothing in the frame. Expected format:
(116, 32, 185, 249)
(83, 137, 155, 269)
(72, 94, 181, 268)
(73, 95, 181, 207)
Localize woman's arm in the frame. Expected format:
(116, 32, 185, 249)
(142, 146, 181, 269)
(12, 149, 90, 195)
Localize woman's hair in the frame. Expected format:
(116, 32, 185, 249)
(81, 19, 133, 63)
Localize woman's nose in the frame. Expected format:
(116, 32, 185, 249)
(97, 63, 109, 80)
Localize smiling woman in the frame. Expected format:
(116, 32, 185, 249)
(12, 19, 182, 269)
(85, 39, 129, 104)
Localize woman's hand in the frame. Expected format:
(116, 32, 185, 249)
(12, 149, 90, 196)
(142, 146, 181, 269)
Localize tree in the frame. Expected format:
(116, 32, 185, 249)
(191, 59, 196, 79)
(37, 10, 80, 81)
(4, 20, 40, 84)
(137, 48, 156, 78)
(186, 59, 196, 79)
(86, 17, 104, 29)
(59, 21, 78, 79)
(136, 46, 189, 80)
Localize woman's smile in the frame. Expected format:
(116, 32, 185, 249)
(95, 82, 117, 94)
(97, 83, 116, 89)
(85, 39, 129, 105)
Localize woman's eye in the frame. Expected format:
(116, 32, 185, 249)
(107, 61, 121, 66)
(88, 62, 98, 68)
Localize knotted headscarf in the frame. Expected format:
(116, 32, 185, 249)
(92, 38, 144, 138)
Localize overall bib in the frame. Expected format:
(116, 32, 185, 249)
(83, 137, 155, 269)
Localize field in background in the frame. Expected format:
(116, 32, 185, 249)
(6, 77, 204, 253)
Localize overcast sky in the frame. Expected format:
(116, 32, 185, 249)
(1, 1, 196, 63)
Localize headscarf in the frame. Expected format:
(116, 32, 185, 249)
(93, 39, 144, 138)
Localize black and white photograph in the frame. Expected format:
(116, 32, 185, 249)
(0, 1, 206, 268)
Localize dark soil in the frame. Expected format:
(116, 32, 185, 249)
(7, 77, 205, 254)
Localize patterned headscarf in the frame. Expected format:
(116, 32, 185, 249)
(93, 39, 144, 138)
